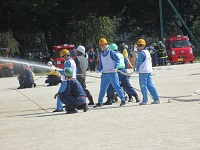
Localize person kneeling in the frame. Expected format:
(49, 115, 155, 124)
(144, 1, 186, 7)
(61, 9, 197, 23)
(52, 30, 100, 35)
(17, 64, 36, 89)
(45, 61, 62, 86)
(54, 67, 89, 114)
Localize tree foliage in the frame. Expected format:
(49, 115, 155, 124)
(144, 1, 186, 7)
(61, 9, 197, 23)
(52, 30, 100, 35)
(0, 0, 200, 54)
(0, 31, 20, 53)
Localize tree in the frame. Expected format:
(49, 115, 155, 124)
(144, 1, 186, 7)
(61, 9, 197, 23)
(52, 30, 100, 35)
(163, 0, 200, 37)
(0, 31, 20, 53)
(70, 15, 118, 47)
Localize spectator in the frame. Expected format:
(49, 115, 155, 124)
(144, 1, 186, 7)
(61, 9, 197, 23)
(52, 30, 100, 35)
(88, 47, 97, 72)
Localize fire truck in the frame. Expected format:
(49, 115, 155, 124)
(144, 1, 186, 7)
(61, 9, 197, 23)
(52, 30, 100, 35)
(165, 35, 194, 65)
(53, 44, 76, 69)
(0, 48, 13, 77)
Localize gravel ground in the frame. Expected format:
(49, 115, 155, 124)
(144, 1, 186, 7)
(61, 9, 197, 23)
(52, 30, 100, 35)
(0, 63, 200, 150)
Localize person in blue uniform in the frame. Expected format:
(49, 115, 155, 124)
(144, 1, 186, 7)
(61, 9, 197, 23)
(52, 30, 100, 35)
(136, 39, 161, 105)
(53, 49, 77, 112)
(54, 67, 88, 114)
(104, 43, 140, 105)
(88, 47, 97, 72)
(17, 64, 36, 89)
(94, 38, 126, 107)
(149, 43, 158, 67)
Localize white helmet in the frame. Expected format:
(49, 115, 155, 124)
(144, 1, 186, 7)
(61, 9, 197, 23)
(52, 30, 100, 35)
(124, 45, 128, 49)
(23, 64, 30, 68)
(76, 45, 85, 54)
(47, 61, 52, 66)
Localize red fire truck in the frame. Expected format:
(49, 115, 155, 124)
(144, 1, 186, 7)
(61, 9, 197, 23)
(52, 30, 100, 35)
(165, 35, 194, 65)
(53, 44, 76, 69)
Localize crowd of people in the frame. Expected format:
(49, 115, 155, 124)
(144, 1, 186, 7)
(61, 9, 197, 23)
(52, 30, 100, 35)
(16, 38, 161, 114)
(127, 40, 168, 68)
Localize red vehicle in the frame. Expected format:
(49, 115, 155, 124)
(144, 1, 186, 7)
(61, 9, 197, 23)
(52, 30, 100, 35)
(53, 44, 76, 69)
(165, 35, 194, 64)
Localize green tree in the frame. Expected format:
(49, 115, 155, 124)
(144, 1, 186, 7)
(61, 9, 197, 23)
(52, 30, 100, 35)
(0, 31, 20, 53)
(70, 15, 118, 47)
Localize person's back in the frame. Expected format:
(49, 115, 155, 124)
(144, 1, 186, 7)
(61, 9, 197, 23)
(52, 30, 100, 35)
(76, 55, 88, 77)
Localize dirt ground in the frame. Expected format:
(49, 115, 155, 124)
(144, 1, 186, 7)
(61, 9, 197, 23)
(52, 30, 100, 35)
(0, 63, 200, 150)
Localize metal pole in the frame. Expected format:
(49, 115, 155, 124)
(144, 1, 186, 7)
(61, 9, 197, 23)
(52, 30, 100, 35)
(159, 0, 164, 41)
(167, 0, 200, 47)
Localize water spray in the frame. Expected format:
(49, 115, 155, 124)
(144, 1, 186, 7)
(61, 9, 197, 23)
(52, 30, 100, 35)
(0, 57, 62, 71)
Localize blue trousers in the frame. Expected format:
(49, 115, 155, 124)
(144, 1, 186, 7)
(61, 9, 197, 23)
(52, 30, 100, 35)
(56, 81, 68, 110)
(107, 68, 137, 98)
(139, 73, 159, 103)
(98, 73, 125, 104)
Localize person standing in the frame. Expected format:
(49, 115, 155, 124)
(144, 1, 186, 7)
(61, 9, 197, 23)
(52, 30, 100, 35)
(94, 38, 126, 107)
(74, 45, 94, 105)
(53, 49, 77, 112)
(88, 47, 97, 72)
(122, 45, 129, 58)
(104, 43, 140, 105)
(130, 43, 138, 70)
(136, 39, 160, 105)
(157, 41, 167, 66)
(149, 43, 158, 67)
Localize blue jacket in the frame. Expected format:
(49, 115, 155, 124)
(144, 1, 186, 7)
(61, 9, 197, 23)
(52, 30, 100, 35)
(59, 79, 86, 105)
(136, 49, 146, 72)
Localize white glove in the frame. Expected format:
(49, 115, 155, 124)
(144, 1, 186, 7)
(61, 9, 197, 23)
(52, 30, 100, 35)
(111, 69, 117, 72)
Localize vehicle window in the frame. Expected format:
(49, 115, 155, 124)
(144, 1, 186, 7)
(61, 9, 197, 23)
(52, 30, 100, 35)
(171, 40, 190, 48)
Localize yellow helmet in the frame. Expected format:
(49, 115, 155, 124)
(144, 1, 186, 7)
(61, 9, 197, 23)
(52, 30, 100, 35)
(99, 38, 108, 45)
(60, 49, 69, 57)
(137, 39, 146, 45)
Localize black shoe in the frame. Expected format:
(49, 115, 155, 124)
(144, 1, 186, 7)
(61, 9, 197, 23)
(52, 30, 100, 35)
(88, 96, 94, 105)
(66, 108, 78, 114)
(135, 95, 140, 103)
(80, 103, 89, 112)
(103, 98, 112, 105)
(120, 101, 126, 106)
(17, 86, 23, 89)
(93, 103, 103, 108)
(34, 83, 36, 88)
(53, 109, 64, 112)
(128, 94, 133, 102)
(88, 102, 94, 105)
